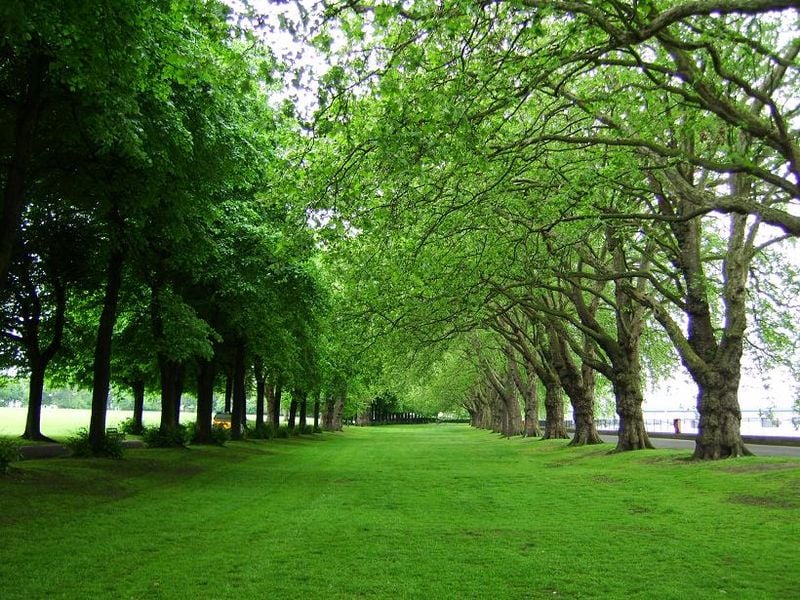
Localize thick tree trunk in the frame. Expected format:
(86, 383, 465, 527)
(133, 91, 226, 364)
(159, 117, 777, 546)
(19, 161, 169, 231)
(266, 383, 276, 428)
(569, 363, 602, 447)
(612, 368, 654, 451)
(570, 399, 602, 446)
(0, 54, 47, 286)
(254, 366, 266, 435)
(693, 371, 752, 459)
(323, 395, 335, 430)
(224, 374, 232, 413)
(159, 357, 183, 432)
(523, 381, 541, 438)
(230, 341, 246, 440)
(288, 397, 298, 429)
(548, 328, 601, 446)
(131, 380, 145, 435)
(22, 361, 49, 441)
(271, 379, 283, 427)
(542, 385, 568, 439)
(298, 392, 308, 430)
(195, 358, 216, 444)
(88, 245, 124, 452)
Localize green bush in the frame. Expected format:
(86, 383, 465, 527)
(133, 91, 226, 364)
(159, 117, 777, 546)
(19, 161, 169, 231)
(188, 422, 231, 445)
(117, 417, 142, 435)
(313, 425, 322, 434)
(248, 423, 277, 440)
(141, 424, 189, 448)
(275, 425, 290, 438)
(0, 439, 21, 474)
(66, 428, 125, 459)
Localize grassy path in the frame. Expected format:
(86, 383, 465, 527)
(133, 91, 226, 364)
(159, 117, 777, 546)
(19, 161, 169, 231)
(1, 425, 798, 599)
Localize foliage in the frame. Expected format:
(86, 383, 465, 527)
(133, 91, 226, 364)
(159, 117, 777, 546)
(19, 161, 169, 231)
(141, 424, 189, 448)
(65, 428, 125, 459)
(116, 417, 136, 436)
(188, 422, 230, 446)
(0, 439, 21, 474)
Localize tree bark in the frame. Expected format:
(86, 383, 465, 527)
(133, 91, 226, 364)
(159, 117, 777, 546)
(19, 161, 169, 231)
(298, 391, 307, 430)
(21, 278, 65, 442)
(542, 384, 568, 439)
(23, 360, 49, 441)
(288, 396, 298, 429)
(253, 358, 266, 435)
(131, 380, 145, 435)
(548, 326, 602, 446)
(194, 358, 216, 444)
(271, 378, 283, 427)
(88, 243, 125, 453)
(313, 393, 321, 430)
(159, 357, 183, 432)
(230, 340, 246, 440)
(612, 366, 653, 451)
(0, 53, 48, 286)
(224, 373, 232, 413)
(693, 370, 751, 458)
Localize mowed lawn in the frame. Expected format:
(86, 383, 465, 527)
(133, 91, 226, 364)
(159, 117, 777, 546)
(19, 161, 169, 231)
(1, 425, 798, 599)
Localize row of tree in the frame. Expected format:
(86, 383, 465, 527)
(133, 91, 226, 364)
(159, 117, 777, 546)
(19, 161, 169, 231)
(0, 1, 374, 450)
(308, 0, 800, 458)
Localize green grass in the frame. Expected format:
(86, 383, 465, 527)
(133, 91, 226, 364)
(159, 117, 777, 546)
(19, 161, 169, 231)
(0, 407, 199, 440)
(0, 425, 798, 599)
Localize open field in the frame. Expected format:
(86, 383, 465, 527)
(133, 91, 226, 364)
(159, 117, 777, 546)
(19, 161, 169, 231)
(0, 407, 209, 440)
(1, 425, 799, 599)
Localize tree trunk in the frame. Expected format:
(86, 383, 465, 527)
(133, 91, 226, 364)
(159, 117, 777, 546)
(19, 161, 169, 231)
(254, 359, 266, 435)
(88, 244, 124, 453)
(542, 385, 568, 439)
(548, 326, 602, 446)
(22, 360, 49, 441)
(131, 380, 145, 435)
(298, 392, 307, 430)
(0, 54, 47, 286)
(323, 395, 335, 430)
(313, 393, 320, 430)
(159, 357, 183, 432)
(230, 341, 246, 440)
(271, 378, 283, 427)
(195, 358, 216, 444)
(255, 378, 266, 434)
(693, 370, 752, 459)
(612, 365, 654, 451)
(224, 373, 232, 413)
(288, 397, 298, 429)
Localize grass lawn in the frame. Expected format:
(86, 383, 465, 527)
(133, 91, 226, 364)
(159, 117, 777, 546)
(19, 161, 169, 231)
(0, 407, 207, 440)
(1, 425, 798, 599)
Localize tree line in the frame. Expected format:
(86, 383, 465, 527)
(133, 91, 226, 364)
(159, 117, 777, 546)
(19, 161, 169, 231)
(0, 0, 374, 451)
(310, 0, 800, 459)
(2, 1, 798, 460)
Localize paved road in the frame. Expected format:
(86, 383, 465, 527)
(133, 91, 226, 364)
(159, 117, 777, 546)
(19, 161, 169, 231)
(598, 434, 800, 457)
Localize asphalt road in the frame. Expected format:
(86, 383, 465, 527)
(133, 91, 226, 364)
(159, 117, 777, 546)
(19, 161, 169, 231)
(598, 434, 800, 457)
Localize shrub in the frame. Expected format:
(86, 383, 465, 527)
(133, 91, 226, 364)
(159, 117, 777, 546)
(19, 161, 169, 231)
(313, 425, 322, 434)
(297, 424, 314, 435)
(0, 439, 21, 474)
(188, 422, 231, 445)
(117, 417, 142, 436)
(275, 425, 290, 438)
(66, 428, 125, 459)
(141, 424, 189, 448)
(248, 423, 276, 440)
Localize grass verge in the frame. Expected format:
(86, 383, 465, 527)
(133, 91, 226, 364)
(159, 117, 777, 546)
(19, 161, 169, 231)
(0, 424, 798, 599)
